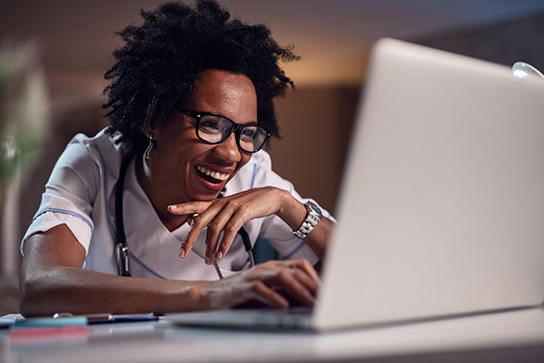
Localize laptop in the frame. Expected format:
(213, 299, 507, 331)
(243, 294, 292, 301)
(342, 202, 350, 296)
(166, 38, 544, 331)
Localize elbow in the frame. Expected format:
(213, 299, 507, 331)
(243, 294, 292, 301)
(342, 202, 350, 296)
(18, 296, 36, 318)
(18, 277, 39, 317)
(18, 273, 53, 318)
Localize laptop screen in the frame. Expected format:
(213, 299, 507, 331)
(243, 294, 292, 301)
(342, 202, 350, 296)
(315, 38, 544, 330)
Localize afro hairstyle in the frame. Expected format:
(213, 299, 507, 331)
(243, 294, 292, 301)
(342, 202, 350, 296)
(102, 0, 300, 153)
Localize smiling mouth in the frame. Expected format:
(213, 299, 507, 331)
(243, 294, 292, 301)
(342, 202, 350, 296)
(196, 165, 231, 183)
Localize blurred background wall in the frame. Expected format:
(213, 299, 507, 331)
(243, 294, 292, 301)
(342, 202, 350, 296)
(1, 0, 544, 314)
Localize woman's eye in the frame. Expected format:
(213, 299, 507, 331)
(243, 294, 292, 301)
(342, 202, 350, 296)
(240, 128, 256, 140)
(200, 119, 221, 132)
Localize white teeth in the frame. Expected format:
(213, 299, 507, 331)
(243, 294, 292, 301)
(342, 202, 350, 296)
(197, 165, 230, 181)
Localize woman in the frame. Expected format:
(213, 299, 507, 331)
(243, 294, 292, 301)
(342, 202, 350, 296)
(19, 0, 334, 316)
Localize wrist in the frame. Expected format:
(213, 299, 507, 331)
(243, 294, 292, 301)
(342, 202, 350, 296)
(291, 201, 322, 239)
(199, 279, 238, 311)
(194, 281, 215, 311)
(276, 190, 308, 230)
(159, 281, 212, 313)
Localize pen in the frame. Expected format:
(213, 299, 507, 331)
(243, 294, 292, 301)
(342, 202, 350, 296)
(54, 312, 157, 324)
(9, 312, 158, 329)
(111, 313, 158, 323)
(53, 312, 113, 324)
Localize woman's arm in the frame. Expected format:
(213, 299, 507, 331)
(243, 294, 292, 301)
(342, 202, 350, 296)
(19, 224, 319, 317)
(168, 187, 333, 265)
(273, 190, 333, 261)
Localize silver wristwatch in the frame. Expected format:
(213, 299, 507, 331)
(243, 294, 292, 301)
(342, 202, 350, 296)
(292, 201, 322, 239)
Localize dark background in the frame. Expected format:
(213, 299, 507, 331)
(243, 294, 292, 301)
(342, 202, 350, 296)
(2, 0, 544, 314)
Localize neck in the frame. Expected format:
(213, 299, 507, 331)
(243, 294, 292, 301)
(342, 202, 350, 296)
(135, 154, 189, 231)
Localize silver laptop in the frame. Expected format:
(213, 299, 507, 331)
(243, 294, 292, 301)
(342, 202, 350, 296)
(167, 38, 544, 331)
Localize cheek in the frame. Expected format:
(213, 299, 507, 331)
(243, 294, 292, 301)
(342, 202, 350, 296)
(237, 154, 252, 172)
(169, 136, 206, 162)
(175, 144, 218, 176)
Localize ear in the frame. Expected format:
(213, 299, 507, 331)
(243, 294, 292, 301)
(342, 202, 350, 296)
(144, 129, 155, 139)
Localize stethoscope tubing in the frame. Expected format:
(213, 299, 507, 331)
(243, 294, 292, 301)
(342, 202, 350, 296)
(115, 153, 255, 279)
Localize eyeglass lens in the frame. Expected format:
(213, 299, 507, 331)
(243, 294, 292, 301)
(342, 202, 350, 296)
(198, 115, 268, 153)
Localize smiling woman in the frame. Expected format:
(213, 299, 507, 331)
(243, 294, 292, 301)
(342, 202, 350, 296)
(17, 0, 335, 317)
(139, 70, 257, 217)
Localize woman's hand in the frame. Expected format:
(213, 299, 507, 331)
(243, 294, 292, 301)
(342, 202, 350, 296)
(20, 226, 319, 316)
(168, 187, 307, 265)
(204, 259, 320, 309)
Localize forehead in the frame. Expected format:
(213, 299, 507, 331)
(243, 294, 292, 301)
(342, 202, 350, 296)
(184, 69, 257, 122)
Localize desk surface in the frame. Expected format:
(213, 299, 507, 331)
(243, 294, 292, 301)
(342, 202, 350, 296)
(2, 307, 544, 363)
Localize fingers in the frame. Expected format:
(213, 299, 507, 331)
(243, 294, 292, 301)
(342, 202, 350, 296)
(247, 260, 320, 308)
(179, 219, 196, 258)
(171, 188, 285, 263)
(204, 223, 235, 263)
(179, 204, 245, 264)
(279, 265, 319, 306)
(205, 208, 249, 264)
(249, 281, 290, 308)
(175, 200, 253, 264)
(208, 259, 322, 310)
(293, 259, 320, 285)
(172, 200, 226, 259)
(168, 201, 212, 216)
(168, 202, 213, 259)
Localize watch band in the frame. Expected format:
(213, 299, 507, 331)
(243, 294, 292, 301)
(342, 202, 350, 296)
(292, 201, 322, 239)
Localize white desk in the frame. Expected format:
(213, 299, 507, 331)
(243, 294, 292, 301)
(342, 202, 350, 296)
(2, 307, 544, 363)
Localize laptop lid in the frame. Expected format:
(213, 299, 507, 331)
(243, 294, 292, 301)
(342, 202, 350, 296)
(314, 38, 544, 330)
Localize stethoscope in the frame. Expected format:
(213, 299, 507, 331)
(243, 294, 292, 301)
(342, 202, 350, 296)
(114, 153, 255, 278)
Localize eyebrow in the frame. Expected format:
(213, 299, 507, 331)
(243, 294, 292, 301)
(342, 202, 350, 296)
(240, 121, 259, 126)
(217, 114, 258, 127)
(176, 106, 258, 127)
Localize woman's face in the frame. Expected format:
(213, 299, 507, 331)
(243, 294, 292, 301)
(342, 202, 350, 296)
(148, 69, 257, 204)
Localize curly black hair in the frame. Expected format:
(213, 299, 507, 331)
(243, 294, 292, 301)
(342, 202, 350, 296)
(102, 0, 300, 153)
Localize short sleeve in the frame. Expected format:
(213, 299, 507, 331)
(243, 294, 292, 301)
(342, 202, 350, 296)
(21, 134, 101, 255)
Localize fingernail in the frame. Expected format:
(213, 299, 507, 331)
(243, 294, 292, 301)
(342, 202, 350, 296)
(216, 251, 223, 259)
(168, 205, 180, 212)
(205, 256, 211, 265)
(179, 249, 186, 258)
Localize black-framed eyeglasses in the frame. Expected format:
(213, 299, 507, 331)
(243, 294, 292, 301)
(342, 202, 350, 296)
(174, 106, 270, 153)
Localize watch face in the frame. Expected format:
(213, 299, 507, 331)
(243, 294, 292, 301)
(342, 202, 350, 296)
(292, 202, 323, 239)
(307, 201, 322, 218)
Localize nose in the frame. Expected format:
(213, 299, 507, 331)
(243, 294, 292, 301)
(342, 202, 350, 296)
(212, 132, 241, 164)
